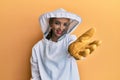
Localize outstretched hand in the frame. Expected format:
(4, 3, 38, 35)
(68, 28, 102, 60)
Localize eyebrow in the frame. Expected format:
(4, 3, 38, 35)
(54, 20, 60, 23)
(54, 19, 70, 24)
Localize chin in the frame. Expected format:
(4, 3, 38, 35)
(57, 33, 65, 38)
(56, 35, 62, 38)
(55, 33, 62, 38)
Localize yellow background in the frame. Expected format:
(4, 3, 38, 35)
(0, 0, 120, 80)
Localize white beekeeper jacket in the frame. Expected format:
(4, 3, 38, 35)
(30, 8, 82, 80)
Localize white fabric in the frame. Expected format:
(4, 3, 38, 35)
(30, 8, 82, 80)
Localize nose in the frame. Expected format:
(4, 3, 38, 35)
(59, 24, 65, 31)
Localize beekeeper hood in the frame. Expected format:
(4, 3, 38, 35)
(39, 8, 82, 39)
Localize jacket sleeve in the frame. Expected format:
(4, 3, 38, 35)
(68, 35, 77, 45)
(30, 48, 41, 80)
(66, 34, 77, 53)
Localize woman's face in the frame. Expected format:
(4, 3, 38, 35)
(50, 18, 70, 38)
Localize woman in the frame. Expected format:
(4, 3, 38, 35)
(30, 8, 82, 80)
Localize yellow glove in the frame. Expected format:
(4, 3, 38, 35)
(68, 28, 102, 60)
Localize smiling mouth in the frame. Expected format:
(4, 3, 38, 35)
(56, 30, 62, 35)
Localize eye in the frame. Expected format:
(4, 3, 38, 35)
(64, 23, 69, 27)
(54, 21, 60, 25)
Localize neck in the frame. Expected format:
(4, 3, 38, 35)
(51, 35, 59, 42)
